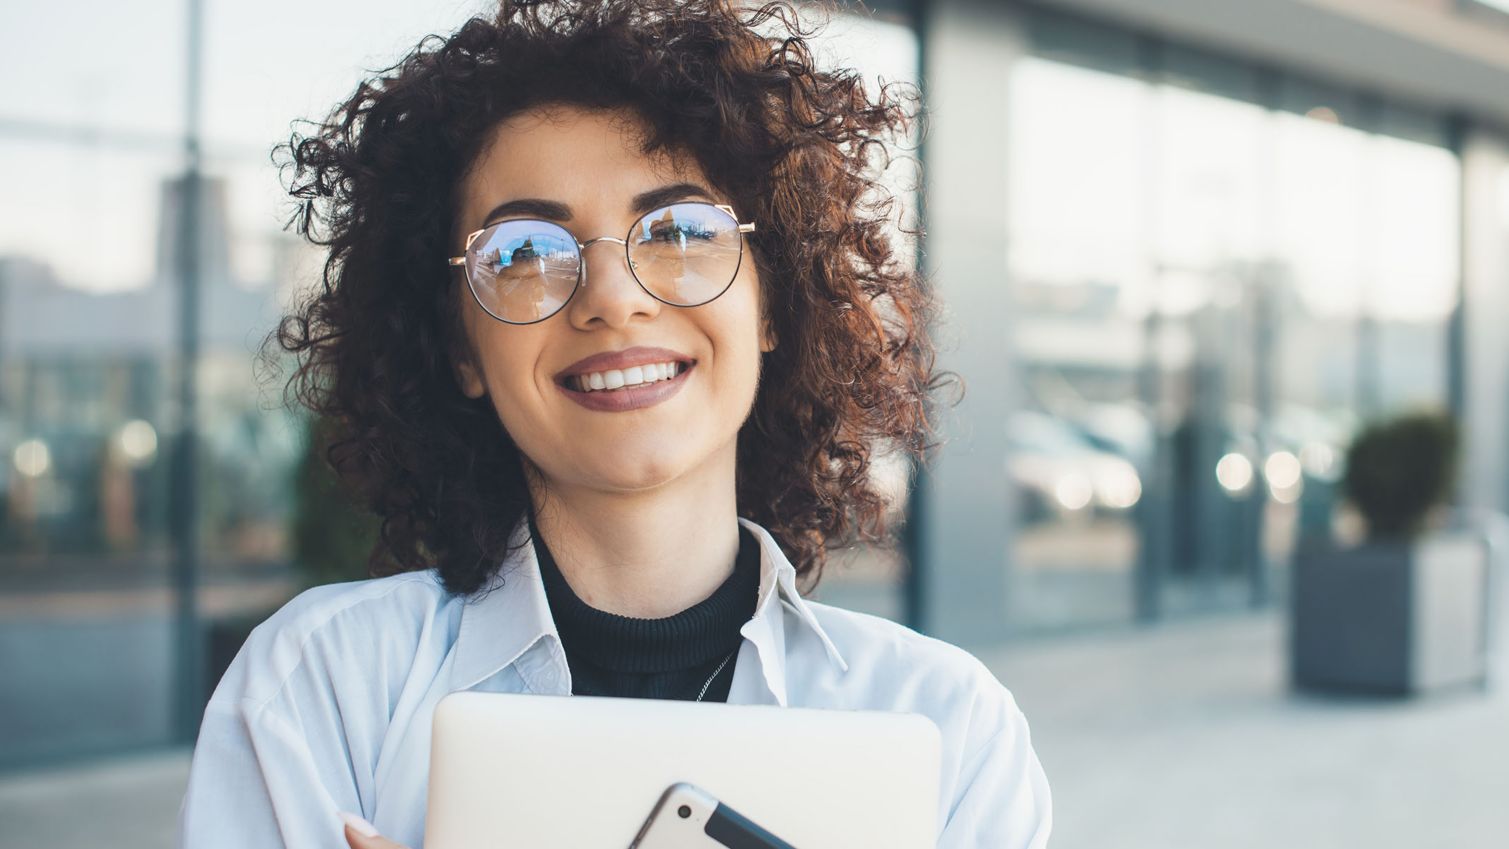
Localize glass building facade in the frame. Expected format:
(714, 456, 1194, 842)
(1002, 11, 1464, 633)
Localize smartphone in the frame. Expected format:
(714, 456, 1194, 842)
(627, 782, 799, 849)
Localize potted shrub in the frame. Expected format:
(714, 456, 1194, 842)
(1289, 410, 1490, 695)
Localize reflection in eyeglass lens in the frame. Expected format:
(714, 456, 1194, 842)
(471, 226, 579, 323)
(631, 205, 740, 305)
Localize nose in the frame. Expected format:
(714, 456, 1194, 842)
(567, 236, 660, 329)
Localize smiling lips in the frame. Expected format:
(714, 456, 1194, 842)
(555, 345, 697, 412)
(569, 361, 684, 392)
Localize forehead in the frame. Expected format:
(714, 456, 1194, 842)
(459, 105, 708, 226)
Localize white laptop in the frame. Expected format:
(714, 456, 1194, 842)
(425, 691, 942, 848)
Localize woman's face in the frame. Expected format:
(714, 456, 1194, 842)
(452, 105, 773, 497)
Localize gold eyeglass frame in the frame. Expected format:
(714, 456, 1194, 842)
(446, 202, 756, 325)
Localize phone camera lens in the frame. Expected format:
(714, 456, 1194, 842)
(677, 805, 692, 819)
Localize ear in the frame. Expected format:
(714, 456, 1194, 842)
(453, 353, 487, 399)
(449, 298, 488, 398)
(759, 313, 778, 353)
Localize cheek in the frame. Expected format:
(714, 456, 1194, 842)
(707, 282, 767, 401)
(469, 325, 550, 423)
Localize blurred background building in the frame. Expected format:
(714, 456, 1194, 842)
(2, 0, 1507, 846)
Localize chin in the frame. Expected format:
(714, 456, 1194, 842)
(596, 465, 687, 494)
(583, 445, 696, 492)
(533, 425, 735, 494)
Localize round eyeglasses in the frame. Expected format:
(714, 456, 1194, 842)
(447, 201, 757, 325)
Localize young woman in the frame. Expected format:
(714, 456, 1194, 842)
(177, 2, 1052, 847)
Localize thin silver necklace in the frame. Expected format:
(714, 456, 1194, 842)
(564, 563, 749, 702)
(694, 567, 758, 702)
(694, 645, 739, 702)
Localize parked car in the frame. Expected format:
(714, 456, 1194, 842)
(1006, 410, 1142, 524)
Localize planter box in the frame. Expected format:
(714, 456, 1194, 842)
(1289, 532, 1490, 695)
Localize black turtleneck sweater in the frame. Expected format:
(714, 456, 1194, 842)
(528, 514, 761, 703)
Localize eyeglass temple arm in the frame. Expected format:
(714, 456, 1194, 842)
(448, 228, 485, 265)
(713, 203, 757, 234)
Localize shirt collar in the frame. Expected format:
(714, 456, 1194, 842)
(448, 514, 848, 705)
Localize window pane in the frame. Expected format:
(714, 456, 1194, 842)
(1006, 57, 1149, 630)
(1369, 134, 1459, 411)
(0, 145, 180, 765)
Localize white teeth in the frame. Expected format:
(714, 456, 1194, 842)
(572, 361, 684, 392)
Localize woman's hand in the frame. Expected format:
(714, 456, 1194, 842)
(340, 811, 411, 849)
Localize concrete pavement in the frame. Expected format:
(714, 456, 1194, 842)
(981, 609, 1509, 849)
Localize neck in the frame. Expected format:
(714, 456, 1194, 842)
(524, 447, 742, 619)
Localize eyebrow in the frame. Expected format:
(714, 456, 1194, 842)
(479, 182, 719, 228)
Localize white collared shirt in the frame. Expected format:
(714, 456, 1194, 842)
(178, 517, 1052, 847)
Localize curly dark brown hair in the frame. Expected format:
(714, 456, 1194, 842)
(270, 0, 952, 597)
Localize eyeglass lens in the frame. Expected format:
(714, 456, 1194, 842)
(464, 202, 743, 324)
